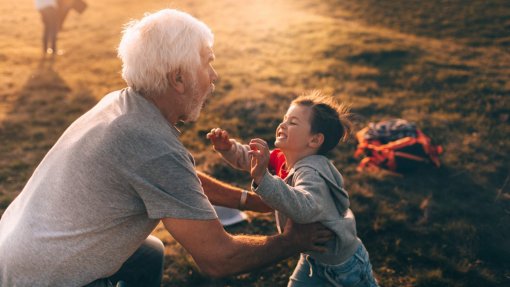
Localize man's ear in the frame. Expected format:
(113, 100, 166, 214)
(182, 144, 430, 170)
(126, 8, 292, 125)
(167, 69, 185, 94)
(309, 133, 324, 149)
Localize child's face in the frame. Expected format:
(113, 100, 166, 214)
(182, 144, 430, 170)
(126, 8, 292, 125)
(275, 104, 316, 153)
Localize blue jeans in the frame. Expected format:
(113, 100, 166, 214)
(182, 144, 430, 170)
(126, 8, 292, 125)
(84, 235, 164, 287)
(288, 243, 379, 287)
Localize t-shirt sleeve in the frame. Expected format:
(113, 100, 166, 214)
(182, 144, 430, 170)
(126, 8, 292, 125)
(130, 151, 218, 220)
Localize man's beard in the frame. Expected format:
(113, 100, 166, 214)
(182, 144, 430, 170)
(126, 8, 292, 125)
(184, 81, 212, 122)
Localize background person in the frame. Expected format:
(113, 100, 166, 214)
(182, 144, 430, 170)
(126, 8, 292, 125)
(35, 0, 60, 55)
(57, 0, 88, 30)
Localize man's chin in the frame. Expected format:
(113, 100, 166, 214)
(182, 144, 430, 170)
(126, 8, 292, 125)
(187, 109, 202, 122)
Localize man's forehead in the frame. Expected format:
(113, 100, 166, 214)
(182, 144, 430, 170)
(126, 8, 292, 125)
(201, 46, 215, 60)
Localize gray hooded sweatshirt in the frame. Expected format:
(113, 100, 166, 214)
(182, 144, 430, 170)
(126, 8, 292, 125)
(218, 141, 360, 264)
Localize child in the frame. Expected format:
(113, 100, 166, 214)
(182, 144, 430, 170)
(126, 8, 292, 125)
(207, 90, 378, 286)
(35, 0, 59, 55)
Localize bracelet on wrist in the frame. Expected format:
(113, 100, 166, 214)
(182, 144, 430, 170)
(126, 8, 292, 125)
(239, 189, 248, 210)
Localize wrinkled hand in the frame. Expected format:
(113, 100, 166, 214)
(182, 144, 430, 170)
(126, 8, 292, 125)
(283, 219, 334, 253)
(248, 138, 270, 184)
(206, 128, 232, 151)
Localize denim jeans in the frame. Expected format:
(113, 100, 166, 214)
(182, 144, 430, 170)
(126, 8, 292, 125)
(288, 243, 379, 287)
(84, 235, 165, 287)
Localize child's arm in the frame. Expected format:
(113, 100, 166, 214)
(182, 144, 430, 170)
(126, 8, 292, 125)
(249, 139, 328, 223)
(206, 128, 251, 172)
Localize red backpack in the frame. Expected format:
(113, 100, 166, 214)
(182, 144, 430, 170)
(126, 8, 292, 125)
(354, 119, 443, 174)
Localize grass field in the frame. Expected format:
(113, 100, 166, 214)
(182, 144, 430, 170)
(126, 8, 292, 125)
(1, 0, 509, 286)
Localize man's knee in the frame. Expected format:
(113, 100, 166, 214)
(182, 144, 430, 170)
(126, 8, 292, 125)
(145, 235, 165, 265)
(108, 236, 165, 286)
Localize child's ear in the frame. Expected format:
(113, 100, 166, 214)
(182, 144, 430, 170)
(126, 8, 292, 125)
(167, 69, 185, 94)
(309, 133, 324, 149)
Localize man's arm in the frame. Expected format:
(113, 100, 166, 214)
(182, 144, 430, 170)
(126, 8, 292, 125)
(162, 217, 332, 278)
(198, 171, 272, 213)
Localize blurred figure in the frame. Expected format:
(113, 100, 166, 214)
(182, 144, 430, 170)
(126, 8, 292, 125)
(35, 0, 80, 56)
(35, 0, 60, 55)
(57, 0, 87, 30)
(57, 0, 73, 29)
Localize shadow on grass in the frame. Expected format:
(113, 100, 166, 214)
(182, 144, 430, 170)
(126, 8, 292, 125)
(345, 49, 419, 88)
(323, 0, 510, 47)
(351, 164, 510, 287)
(0, 58, 96, 215)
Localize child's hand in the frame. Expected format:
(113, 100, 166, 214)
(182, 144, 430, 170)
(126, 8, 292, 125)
(248, 138, 270, 185)
(206, 128, 233, 151)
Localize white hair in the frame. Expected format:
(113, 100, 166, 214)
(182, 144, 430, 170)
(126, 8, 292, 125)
(117, 9, 214, 97)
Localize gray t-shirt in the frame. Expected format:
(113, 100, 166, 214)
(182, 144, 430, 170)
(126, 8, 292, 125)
(0, 88, 217, 287)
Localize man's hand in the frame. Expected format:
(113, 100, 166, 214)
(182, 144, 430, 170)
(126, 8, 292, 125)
(162, 217, 333, 278)
(248, 138, 270, 185)
(282, 219, 334, 253)
(206, 128, 233, 151)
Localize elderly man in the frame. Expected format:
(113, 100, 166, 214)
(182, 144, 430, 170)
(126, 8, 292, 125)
(0, 9, 331, 287)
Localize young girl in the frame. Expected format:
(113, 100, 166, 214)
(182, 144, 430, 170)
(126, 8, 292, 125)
(207, 90, 378, 286)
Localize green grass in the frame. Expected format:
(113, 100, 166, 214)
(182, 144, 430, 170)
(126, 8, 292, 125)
(1, 0, 509, 286)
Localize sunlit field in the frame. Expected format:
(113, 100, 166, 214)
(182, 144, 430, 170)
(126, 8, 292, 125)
(1, 0, 509, 286)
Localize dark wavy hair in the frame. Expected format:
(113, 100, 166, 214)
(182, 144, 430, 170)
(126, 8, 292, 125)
(292, 90, 352, 155)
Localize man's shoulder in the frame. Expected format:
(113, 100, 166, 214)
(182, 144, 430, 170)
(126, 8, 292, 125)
(96, 113, 184, 166)
(112, 120, 184, 158)
(103, 87, 168, 130)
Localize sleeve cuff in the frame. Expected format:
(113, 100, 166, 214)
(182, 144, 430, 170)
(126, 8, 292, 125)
(251, 170, 272, 195)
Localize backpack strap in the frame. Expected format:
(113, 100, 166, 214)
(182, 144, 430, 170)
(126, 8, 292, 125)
(415, 130, 443, 167)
